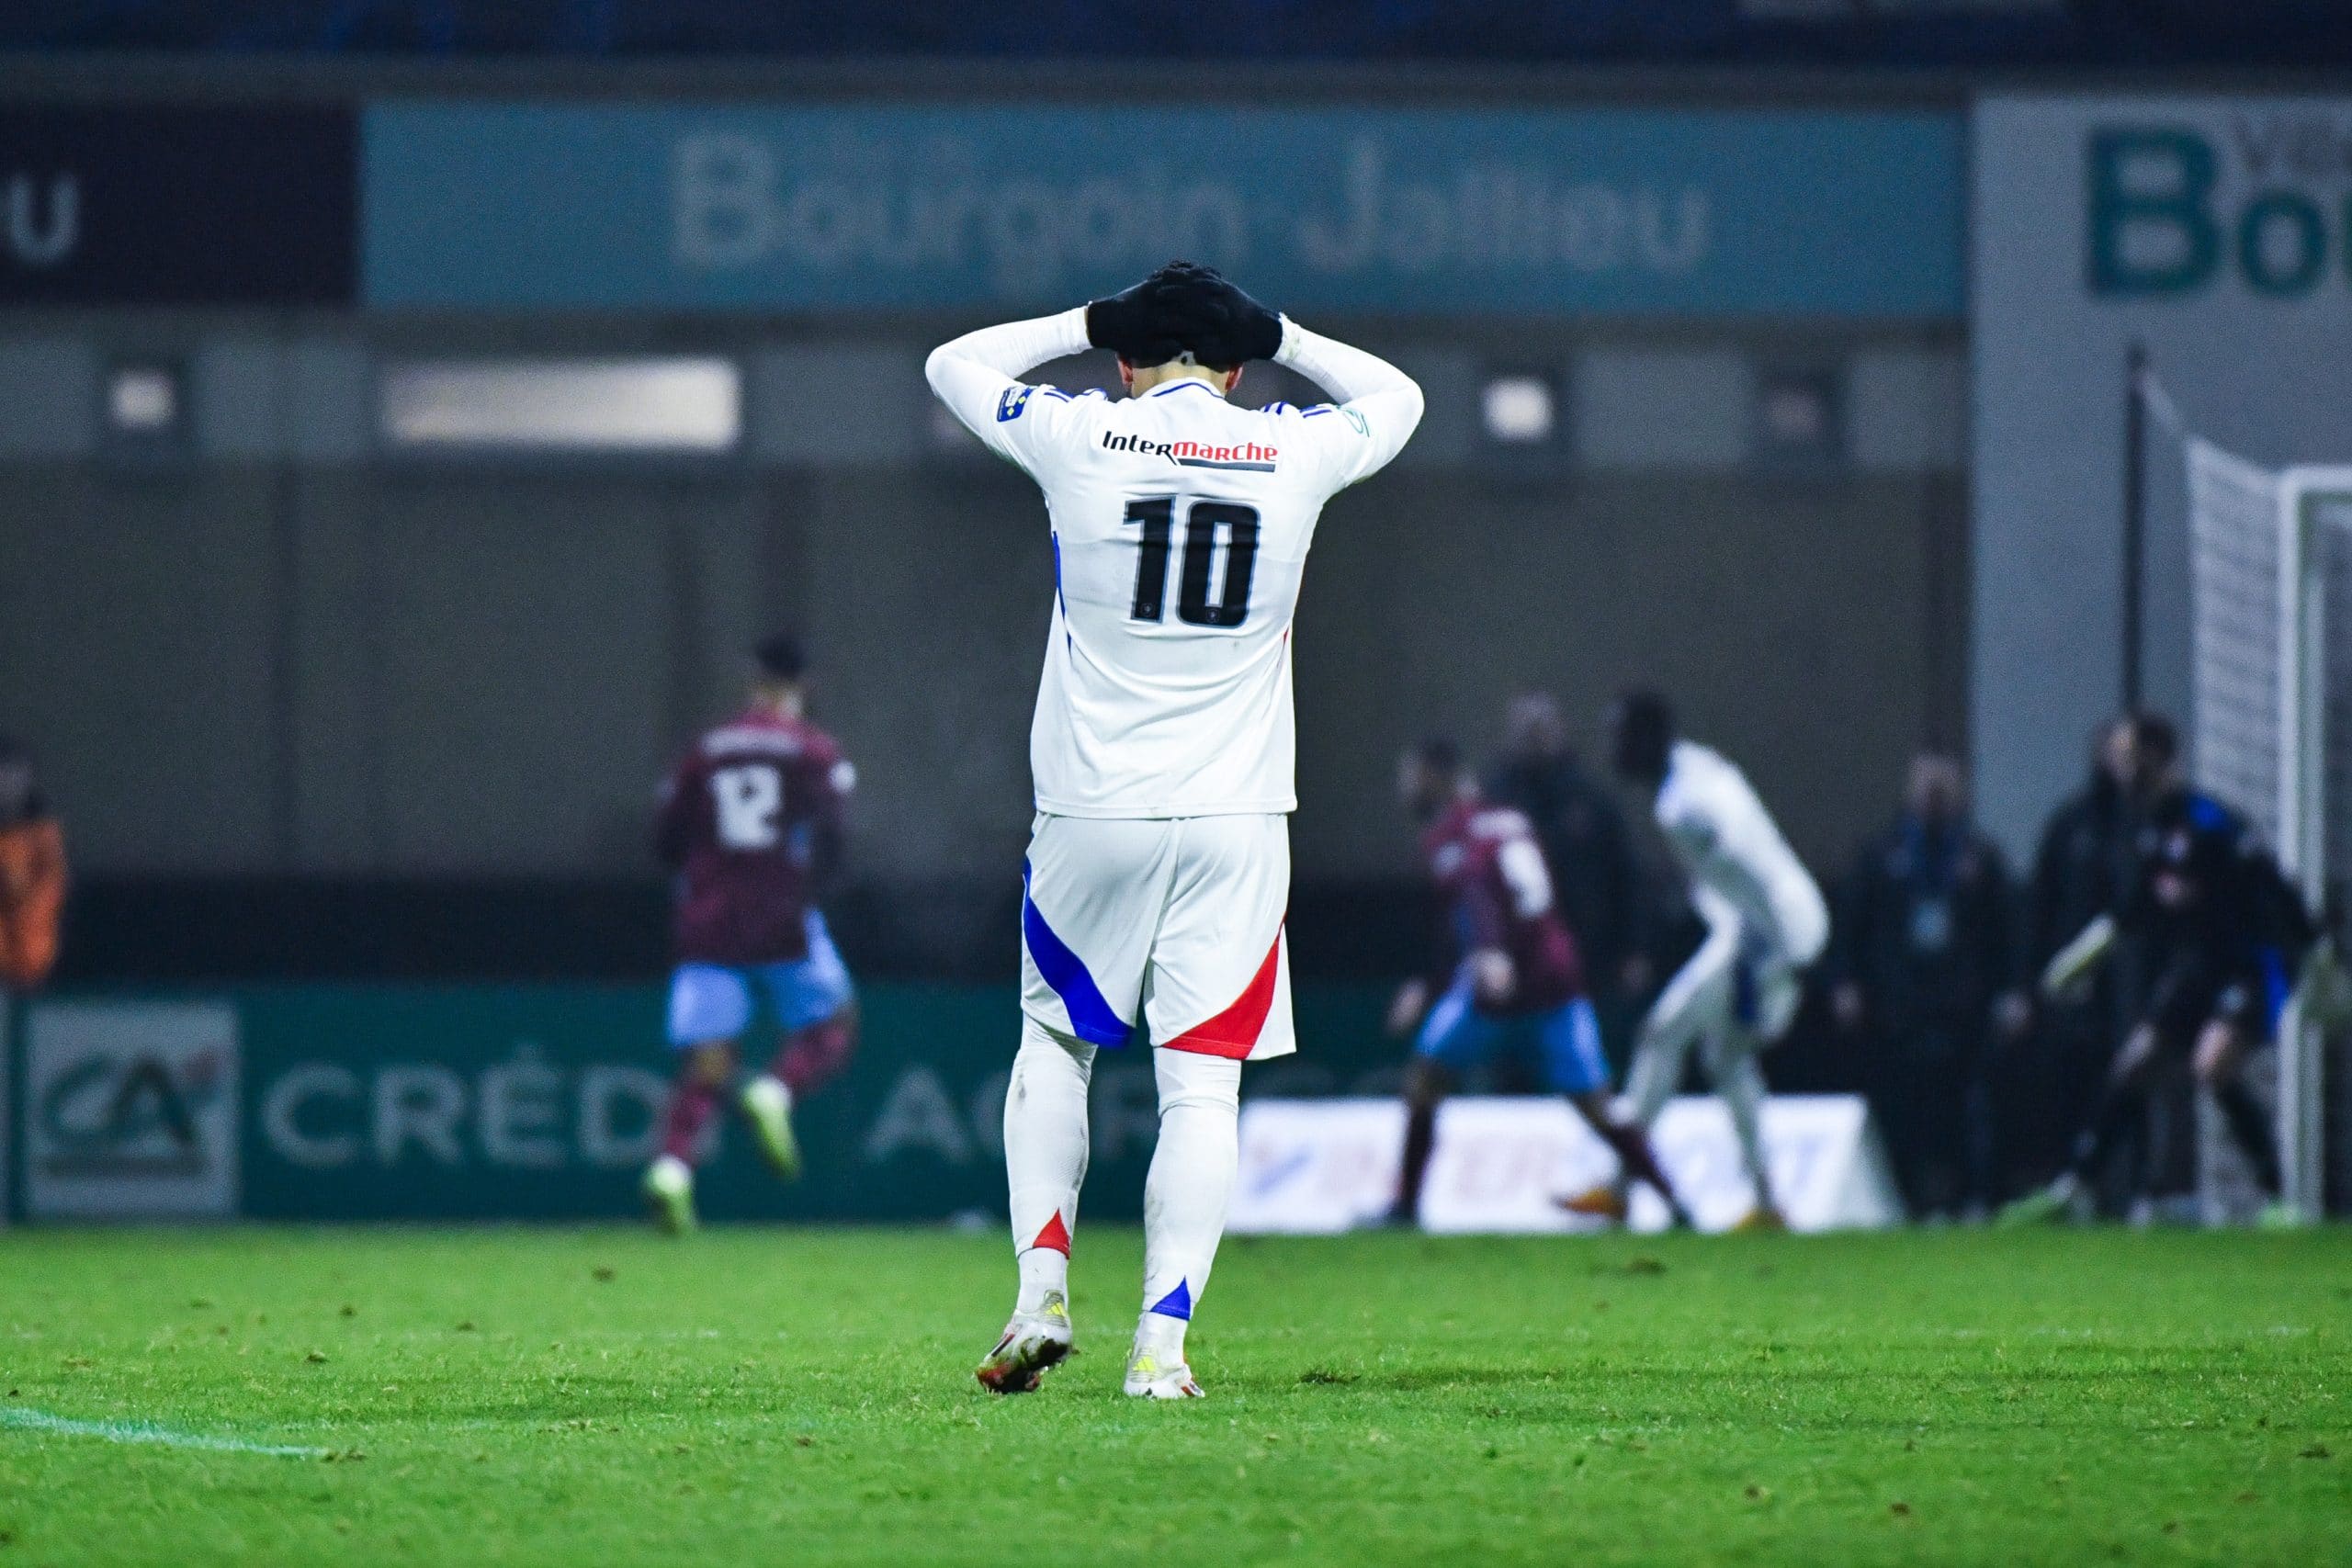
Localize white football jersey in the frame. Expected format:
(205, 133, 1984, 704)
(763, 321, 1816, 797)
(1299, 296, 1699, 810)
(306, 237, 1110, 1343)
(1655, 740, 1828, 966)
(928, 308, 1422, 818)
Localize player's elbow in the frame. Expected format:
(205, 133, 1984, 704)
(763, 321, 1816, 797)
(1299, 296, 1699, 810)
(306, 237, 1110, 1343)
(1372, 378, 1426, 450)
(1395, 378, 1427, 435)
(922, 343, 964, 401)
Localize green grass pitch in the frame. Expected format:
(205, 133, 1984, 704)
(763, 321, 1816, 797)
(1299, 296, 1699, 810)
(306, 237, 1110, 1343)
(1, 1226, 2346, 1565)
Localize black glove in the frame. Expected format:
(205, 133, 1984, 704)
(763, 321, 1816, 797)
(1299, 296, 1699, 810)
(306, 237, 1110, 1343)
(1086, 272, 1189, 365)
(1088, 261, 1283, 367)
(1185, 276, 1283, 367)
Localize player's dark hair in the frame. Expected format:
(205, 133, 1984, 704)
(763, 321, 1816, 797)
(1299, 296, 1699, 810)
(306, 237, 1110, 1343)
(2129, 711, 2178, 769)
(1614, 690, 1674, 744)
(753, 633, 807, 684)
(1608, 688, 1676, 783)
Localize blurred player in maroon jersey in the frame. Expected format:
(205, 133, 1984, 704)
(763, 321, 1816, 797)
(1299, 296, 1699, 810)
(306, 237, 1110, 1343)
(1385, 739, 1688, 1229)
(642, 634, 859, 1232)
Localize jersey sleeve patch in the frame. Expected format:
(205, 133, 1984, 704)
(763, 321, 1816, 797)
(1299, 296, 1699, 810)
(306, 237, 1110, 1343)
(996, 386, 1037, 422)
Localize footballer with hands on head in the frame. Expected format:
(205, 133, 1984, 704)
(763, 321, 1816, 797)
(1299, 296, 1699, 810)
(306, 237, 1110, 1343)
(927, 262, 1422, 1398)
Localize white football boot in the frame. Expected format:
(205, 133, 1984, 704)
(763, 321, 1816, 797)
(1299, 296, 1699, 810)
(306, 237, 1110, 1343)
(1123, 1340, 1205, 1400)
(740, 1074, 802, 1181)
(975, 1292, 1075, 1394)
(642, 1153, 697, 1235)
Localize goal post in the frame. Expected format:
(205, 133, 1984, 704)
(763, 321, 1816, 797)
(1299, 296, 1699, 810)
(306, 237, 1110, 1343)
(2187, 440, 2352, 1219)
(2278, 473, 2352, 1220)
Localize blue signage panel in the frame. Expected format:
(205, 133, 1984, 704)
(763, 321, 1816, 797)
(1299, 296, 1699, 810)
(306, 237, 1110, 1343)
(364, 102, 1961, 317)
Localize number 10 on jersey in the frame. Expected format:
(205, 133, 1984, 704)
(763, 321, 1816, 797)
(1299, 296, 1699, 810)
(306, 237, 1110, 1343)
(1124, 498, 1261, 628)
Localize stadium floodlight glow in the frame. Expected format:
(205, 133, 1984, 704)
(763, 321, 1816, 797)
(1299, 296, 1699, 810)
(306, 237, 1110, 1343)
(1479, 375, 1556, 445)
(106, 364, 180, 434)
(1758, 380, 1826, 446)
(1750, 363, 1846, 470)
(100, 360, 191, 467)
(379, 357, 742, 455)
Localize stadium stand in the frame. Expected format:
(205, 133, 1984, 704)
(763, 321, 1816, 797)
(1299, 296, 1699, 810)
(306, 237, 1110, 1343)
(4, 0, 2352, 66)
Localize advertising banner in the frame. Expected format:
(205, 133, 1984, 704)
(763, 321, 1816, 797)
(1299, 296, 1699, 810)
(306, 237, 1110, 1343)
(103, 981, 1382, 1223)
(0, 106, 356, 306)
(1971, 96, 2352, 858)
(11, 984, 1808, 1226)
(365, 102, 1961, 318)
(1229, 1095, 1901, 1235)
(24, 1001, 242, 1219)
(234, 983, 1057, 1222)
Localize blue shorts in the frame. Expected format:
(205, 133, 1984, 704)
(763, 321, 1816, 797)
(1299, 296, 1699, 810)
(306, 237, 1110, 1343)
(1413, 981, 1611, 1096)
(666, 911, 855, 1048)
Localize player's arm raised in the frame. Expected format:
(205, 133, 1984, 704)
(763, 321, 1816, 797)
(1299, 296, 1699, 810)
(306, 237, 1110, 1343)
(923, 307, 1093, 475)
(924, 274, 1198, 474)
(1275, 318, 1425, 489)
(1145, 268, 1423, 490)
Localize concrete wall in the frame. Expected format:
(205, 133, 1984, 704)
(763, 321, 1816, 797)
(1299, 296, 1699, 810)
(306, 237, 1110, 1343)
(0, 319, 1964, 885)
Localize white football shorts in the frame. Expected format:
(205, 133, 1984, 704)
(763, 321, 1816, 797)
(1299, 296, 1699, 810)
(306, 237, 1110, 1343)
(1643, 896, 1808, 1063)
(1020, 812, 1295, 1061)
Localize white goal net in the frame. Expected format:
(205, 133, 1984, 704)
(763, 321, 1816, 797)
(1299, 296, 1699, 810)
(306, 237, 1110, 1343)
(2187, 439, 2352, 1218)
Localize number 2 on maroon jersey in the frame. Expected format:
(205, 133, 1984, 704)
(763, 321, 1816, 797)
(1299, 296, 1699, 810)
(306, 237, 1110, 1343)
(710, 763, 784, 851)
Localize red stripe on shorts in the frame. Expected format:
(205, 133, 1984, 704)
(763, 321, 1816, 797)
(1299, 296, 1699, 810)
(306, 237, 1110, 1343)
(1163, 931, 1283, 1058)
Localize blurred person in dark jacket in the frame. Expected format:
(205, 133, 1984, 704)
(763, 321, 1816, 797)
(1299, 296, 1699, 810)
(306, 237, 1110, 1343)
(0, 736, 67, 994)
(1483, 693, 1646, 1051)
(2004, 714, 2330, 1228)
(2016, 716, 2143, 1201)
(1830, 752, 2023, 1220)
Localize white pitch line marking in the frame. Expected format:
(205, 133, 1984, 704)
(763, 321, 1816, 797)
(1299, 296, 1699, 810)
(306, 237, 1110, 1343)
(0, 1406, 331, 1458)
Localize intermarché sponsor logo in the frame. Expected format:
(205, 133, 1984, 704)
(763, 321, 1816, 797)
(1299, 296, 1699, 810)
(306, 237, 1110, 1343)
(1101, 431, 1281, 472)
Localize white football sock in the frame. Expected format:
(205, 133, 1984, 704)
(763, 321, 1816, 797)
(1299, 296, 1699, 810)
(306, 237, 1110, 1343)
(1003, 1014, 1095, 1314)
(1703, 1032, 1775, 1206)
(1136, 1047, 1242, 1360)
(1624, 1024, 1690, 1128)
(1629, 925, 1736, 1127)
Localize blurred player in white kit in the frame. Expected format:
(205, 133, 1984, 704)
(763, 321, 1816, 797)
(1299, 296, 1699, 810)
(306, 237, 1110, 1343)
(927, 262, 1421, 1397)
(1563, 690, 1829, 1231)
